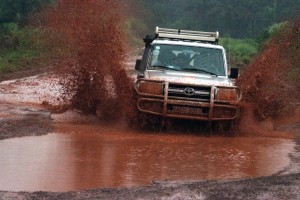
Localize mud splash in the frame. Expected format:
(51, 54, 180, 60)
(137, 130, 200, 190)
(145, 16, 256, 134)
(46, 0, 135, 122)
(44, 2, 299, 134)
(237, 20, 300, 119)
(235, 20, 300, 137)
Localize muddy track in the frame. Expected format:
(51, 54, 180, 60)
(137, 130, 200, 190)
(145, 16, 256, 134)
(0, 72, 300, 199)
(0, 173, 299, 199)
(0, 107, 299, 199)
(0, 104, 52, 140)
(0, 65, 53, 82)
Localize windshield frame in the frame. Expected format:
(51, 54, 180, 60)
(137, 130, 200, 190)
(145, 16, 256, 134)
(147, 42, 227, 77)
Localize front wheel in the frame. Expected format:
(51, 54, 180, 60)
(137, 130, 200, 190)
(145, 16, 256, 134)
(137, 112, 162, 131)
(213, 120, 239, 135)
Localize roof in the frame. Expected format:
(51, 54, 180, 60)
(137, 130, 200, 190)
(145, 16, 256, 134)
(155, 27, 219, 44)
(152, 39, 225, 50)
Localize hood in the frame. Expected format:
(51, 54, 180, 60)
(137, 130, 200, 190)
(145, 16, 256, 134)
(145, 70, 234, 87)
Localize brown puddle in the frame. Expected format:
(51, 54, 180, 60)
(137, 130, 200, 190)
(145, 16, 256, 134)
(0, 122, 295, 192)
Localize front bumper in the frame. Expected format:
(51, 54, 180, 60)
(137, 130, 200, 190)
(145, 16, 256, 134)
(134, 79, 241, 121)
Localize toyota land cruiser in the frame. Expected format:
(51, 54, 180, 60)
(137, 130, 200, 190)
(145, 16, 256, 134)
(134, 27, 241, 128)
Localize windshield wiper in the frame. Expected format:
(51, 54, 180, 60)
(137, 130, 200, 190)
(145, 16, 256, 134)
(150, 65, 180, 71)
(182, 68, 218, 76)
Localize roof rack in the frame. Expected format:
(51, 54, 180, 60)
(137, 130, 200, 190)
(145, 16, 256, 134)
(155, 27, 219, 44)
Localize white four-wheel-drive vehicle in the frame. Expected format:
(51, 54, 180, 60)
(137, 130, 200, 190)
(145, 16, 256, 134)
(134, 27, 241, 129)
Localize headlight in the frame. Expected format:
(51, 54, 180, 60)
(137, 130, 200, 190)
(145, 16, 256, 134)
(138, 81, 163, 95)
(215, 88, 238, 101)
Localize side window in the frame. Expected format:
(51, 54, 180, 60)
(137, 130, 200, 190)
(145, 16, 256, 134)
(150, 46, 160, 65)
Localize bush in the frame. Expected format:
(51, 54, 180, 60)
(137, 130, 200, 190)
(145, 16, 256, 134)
(220, 38, 258, 66)
(0, 26, 51, 73)
(256, 22, 289, 49)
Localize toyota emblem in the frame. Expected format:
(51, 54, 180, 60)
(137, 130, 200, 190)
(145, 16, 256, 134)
(183, 87, 195, 96)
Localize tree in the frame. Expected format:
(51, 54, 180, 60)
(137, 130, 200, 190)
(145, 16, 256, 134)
(0, 0, 53, 26)
(135, 0, 300, 38)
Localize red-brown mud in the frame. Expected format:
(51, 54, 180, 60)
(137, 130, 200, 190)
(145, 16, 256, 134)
(46, 0, 136, 122)
(238, 103, 291, 138)
(42, 1, 299, 135)
(237, 20, 300, 119)
(236, 20, 300, 137)
(0, 122, 295, 192)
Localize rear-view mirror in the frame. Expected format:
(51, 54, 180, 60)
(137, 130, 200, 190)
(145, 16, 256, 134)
(135, 59, 141, 70)
(229, 68, 239, 79)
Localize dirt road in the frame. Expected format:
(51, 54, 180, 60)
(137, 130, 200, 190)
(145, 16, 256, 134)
(0, 72, 300, 199)
(1, 173, 299, 199)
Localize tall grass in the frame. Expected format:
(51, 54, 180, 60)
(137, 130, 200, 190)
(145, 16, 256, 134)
(0, 26, 53, 73)
(0, 25, 261, 74)
(220, 38, 258, 67)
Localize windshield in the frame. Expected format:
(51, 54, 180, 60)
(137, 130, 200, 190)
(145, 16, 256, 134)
(149, 44, 226, 76)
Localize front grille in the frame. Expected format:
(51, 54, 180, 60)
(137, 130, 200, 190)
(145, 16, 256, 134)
(168, 84, 211, 101)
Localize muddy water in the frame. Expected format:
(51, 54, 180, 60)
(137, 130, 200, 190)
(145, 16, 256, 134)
(0, 122, 295, 192)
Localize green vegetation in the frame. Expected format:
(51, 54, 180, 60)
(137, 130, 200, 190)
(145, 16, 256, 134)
(220, 38, 258, 66)
(0, 27, 49, 73)
(0, 48, 38, 73)
(256, 22, 290, 49)
(0, 0, 54, 26)
(0, 0, 54, 74)
(0, 0, 299, 75)
(125, 0, 298, 66)
(238, 20, 300, 118)
(135, 0, 300, 38)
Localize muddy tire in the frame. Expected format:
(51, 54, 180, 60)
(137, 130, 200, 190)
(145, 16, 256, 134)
(213, 120, 239, 134)
(138, 112, 162, 131)
(212, 121, 236, 135)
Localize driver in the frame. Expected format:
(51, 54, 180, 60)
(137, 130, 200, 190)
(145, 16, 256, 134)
(156, 49, 176, 66)
(175, 53, 192, 68)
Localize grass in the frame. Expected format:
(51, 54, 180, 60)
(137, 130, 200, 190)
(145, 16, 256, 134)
(0, 24, 260, 74)
(0, 48, 44, 73)
(0, 26, 54, 74)
(220, 38, 258, 66)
